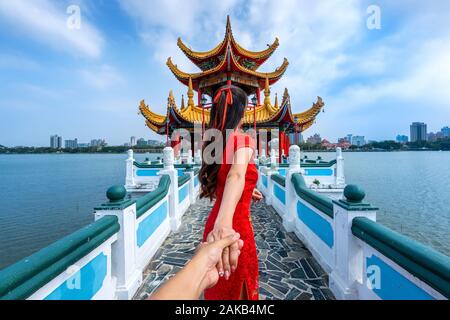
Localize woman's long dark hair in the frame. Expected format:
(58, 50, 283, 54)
(199, 85, 248, 201)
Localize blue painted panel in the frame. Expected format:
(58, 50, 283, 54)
(136, 169, 159, 177)
(137, 201, 168, 247)
(194, 175, 199, 187)
(297, 201, 334, 248)
(274, 184, 286, 205)
(137, 169, 184, 177)
(304, 169, 333, 176)
(45, 253, 107, 300)
(277, 168, 287, 177)
(178, 184, 189, 203)
(366, 255, 434, 300)
(262, 175, 268, 188)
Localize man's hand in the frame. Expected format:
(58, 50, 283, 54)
(197, 233, 244, 291)
(206, 224, 236, 280)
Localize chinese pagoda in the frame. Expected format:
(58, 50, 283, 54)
(138, 16, 324, 160)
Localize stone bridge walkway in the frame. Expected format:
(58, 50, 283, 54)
(134, 199, 334, 300)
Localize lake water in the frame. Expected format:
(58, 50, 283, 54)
(0, 152, 449, 269)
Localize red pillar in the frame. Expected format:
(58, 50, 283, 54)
(197, 88, 202, 107)
(278, 127, 282, 163)
(256, 88, 261, 106)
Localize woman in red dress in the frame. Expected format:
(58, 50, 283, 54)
(199, 85, 262, 300)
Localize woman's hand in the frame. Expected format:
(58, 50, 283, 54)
(206, 223, 240, 280)
(252, 188, 263, 202)
(197, 233, 244, 291)
(149, 233, 243, 300)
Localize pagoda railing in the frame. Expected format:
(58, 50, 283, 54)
(258, 145, 449, 300)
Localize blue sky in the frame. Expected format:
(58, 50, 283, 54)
(1, 0, 449, 147)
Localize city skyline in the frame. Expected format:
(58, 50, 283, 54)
(1, 1, 450, 146)
(3, 120, 449, 148)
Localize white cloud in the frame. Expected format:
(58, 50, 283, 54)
(120, 0, 450, 140)
(79, 65, 123, 89)
(0, 0, 104, 58)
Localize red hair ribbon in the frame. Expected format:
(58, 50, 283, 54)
(213, 86, 233, 131)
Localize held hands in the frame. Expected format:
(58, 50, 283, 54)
(252, 188, 263, 202)
(206, 223, 243, 281)
(197, 232, 244, 291)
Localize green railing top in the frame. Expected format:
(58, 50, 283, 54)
(133, 161, 199, 169)
(291, 173, 334, 218)
(352, 217, 450, 298)
(178, 173, 190, 187)
(271, 174, 286, 187)
(0, 216, 119, 300)
(135, 175, 171, 218)
(261, 159, 337, 169)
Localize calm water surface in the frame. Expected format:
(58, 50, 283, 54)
(0, 152, 449, 269)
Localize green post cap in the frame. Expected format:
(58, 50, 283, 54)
(344, 184, 365, 203)
(106, 185, 127, 202)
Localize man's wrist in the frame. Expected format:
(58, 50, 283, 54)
(185, 253, 210, 295)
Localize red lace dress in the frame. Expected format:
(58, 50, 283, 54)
(203, 131, 259, 300)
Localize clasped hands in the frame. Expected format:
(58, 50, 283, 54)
(205, 188, 263, 281)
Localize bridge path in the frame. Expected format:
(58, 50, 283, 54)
(134, 198, 334, 300)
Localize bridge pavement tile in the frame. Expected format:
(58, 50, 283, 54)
(135, 198, 334, 300)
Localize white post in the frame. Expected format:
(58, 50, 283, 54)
(260, 148, 267, 165)
(187, 167, 196, 204)
(330, 185, 377, 300)
(254, 148, 259, 166)
(265, 152, 278, 206)
(336, 147, 345, 187)
(159, 147, 180, 231)
(94, 187, 141, 300)
(125, 149, 135, 189)
(194, 149, 202, 165)
(284, 145, 302, 232)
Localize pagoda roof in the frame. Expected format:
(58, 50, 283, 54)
(167, 16, 288, 92)
(139, 90, 324, 134)
(166, 48, 289, 90)
(177, 16, 279, 72)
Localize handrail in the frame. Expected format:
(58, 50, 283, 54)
(261, 159, 337, 168)
(133, 161, 199, 169)
(352, 217, 450, 298)
(135, 175, 171, 218)
(0, 216, 119, 300)
(178, 174, 190, 187)
(291, 173, 334, 218)
(270, 174, 286, 187)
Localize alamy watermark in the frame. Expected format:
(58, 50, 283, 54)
(366, 265, 381, 290)
(65, 264, 81, 290)
(66, 5, 81, 30)
(367, 5, 381, 30)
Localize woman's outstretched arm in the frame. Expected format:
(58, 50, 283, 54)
(206, 147, 254, 280)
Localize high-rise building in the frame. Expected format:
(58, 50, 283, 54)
(351, 136, 366, 146)
(130, 136, 136, 147)
(306, 133, 322, 144)
(346, 134, 353, 143)
(441, 126, 450, 138)
(137, 138, 147, 146)
(90, 139, 106, 147)
(396, 135, 408, 144)
(50, 135, 62, 149)
(64, 138, 78, 149)
(410, 122, 427, 142)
